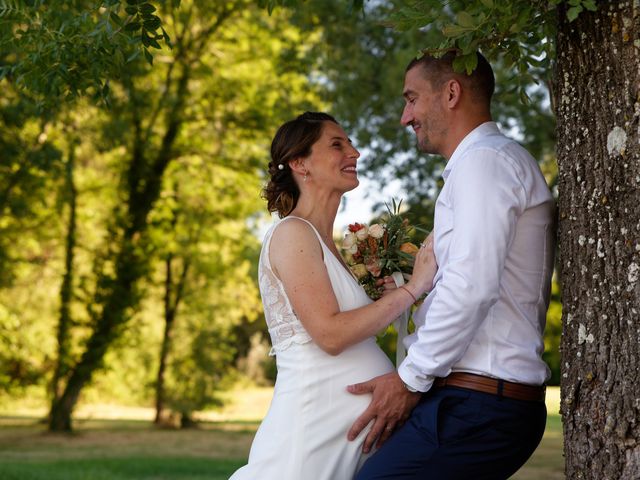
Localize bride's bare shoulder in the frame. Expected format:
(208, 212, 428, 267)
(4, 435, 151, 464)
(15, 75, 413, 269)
(270, 218, 323, 265)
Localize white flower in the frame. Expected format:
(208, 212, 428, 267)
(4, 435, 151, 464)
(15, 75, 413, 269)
(355, 226, 369, 241)
(342, 232, 357, 250)
(369, 224, 384, 239)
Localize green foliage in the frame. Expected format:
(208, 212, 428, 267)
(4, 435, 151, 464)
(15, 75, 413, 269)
(388, 0, 556, 101)
(0, 85, 64, 286)
(0, 0, 171, 107)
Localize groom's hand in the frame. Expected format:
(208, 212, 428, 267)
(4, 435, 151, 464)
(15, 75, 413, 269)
(346, 372, 421, 453)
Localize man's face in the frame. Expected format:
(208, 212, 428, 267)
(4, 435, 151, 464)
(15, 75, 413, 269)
(400, 66, 448, 155)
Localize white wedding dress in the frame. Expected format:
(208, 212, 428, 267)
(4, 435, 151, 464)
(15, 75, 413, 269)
(230, 216, 394, 480)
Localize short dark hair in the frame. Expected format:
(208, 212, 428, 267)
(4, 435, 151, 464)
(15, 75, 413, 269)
(406, 50, 495, 104)
(263, 112, 338, 218)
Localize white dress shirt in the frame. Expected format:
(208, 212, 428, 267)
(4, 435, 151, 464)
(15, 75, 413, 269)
(398, 122, 555, 392)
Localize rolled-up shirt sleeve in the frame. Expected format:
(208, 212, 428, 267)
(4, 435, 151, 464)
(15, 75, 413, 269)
(398, 148, 526, 392)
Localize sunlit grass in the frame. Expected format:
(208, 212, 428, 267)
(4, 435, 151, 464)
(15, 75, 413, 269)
(0, 386, 563, 479)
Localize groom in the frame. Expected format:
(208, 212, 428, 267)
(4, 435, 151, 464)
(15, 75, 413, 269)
(347, 50, 556, 479)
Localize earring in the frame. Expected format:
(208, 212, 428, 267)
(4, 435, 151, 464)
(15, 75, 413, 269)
(303, 171, 308, 182)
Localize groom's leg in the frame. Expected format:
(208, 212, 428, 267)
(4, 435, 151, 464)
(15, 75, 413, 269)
(355, 387, 546, 480)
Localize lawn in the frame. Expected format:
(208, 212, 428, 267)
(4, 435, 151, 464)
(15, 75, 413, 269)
(0, 387, 564, 479)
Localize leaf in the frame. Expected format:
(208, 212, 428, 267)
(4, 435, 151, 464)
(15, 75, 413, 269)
(463, 52, 478, 74)
(126, 49, 141, 62)
(110, 12, 123, 26)
(125, 6, 138, 15)
(144, 48, 153, 65)
(139, 3, 156, 14)
(146, 34, 161, 49)
(480, 0, 493, 7)
(567, 5, 582, 22)
(456, 11, 475, 28)
(143, 15, 161, 31)
(452, 55, 466, 73)
(583, 0, 597, 11)
(124, 21, 141, 31)
(442, 24, 471, 37)
(161, 27, 173, 49)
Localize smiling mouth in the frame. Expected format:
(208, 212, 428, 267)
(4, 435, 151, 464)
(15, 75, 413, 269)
(341, 166, 357, 174)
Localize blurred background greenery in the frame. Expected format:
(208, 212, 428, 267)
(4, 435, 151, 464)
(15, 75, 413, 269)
(1, 0, 560, 441)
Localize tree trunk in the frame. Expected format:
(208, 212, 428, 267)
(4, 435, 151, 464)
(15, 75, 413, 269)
(50, 139, 78, 404)
(155, 235, 191, 424)
(556, 2, 640, 478)
(155, 254, 177, 424)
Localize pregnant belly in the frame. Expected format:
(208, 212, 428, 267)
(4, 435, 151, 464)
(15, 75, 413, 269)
(273, 337, 394, 421)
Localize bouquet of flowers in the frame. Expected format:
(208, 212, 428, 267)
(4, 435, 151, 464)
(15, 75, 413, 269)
(341, 200, 425, 300)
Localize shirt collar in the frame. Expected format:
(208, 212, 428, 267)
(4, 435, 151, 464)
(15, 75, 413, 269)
(441, 121, 499, 181)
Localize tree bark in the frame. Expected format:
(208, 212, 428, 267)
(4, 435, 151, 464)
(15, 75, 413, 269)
(556, 2, 640, 478)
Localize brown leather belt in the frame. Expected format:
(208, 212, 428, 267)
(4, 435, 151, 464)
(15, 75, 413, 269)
(433, 372, 546, 403)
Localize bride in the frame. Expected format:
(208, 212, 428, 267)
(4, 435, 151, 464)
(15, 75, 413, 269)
(230, 112, 436, 480)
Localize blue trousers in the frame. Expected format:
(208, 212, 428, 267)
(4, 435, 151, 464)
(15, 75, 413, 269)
(355, 386, 547, 480)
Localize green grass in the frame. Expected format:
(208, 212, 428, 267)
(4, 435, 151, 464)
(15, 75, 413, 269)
(0, 457, 244, 480)
(0, 386, 564, 479)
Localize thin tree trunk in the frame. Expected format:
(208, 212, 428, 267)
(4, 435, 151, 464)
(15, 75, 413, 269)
(155, 253, 175, 424)
(155, 207, 191, 424)
(50, 139, 78, 404)
(556, 2, 640, 478)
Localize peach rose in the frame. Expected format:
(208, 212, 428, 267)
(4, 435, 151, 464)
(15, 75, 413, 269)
(400, 242, 419, 256)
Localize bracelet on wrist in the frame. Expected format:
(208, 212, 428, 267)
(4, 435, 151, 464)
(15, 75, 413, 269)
(399, 285, 417, 303)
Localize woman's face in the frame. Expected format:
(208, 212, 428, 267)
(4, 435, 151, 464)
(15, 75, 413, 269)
(303, 121, 360, 193)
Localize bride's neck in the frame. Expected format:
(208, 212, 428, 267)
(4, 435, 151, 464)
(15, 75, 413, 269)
(289, 195, 340, 242)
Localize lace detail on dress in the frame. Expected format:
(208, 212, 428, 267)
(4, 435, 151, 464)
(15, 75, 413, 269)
(259, 220, 313, 355)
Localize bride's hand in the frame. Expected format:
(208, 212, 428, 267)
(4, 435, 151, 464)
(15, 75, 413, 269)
(376, 276, 397, 298)
(407, 232, 437, 296)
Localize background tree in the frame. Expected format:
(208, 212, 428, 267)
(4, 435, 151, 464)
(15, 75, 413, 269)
(149, 157, 263, 426)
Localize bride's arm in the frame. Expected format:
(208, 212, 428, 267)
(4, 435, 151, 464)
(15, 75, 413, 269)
(270, 219, 435, 356)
